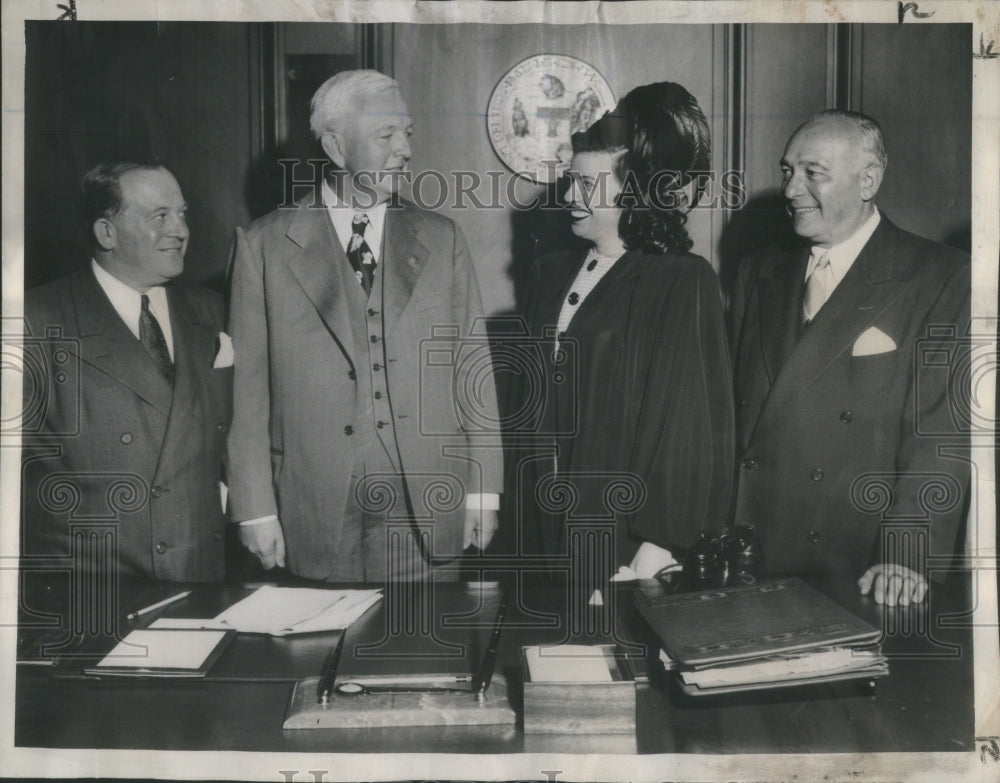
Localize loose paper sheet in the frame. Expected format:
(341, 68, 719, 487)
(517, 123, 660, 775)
(212, 586, 382, 635)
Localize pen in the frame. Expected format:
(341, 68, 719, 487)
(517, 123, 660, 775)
(317, 632, 345, 705)
(473, 591, 507, 702)
(126, 590, 191, 622)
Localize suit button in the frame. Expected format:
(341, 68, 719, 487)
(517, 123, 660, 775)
(216, 422, 226, 432)
(348, 369, 357, 381)
(376, 420, 386, 430)
(839, 411, 853, 424)
(373, 363, 381, 371)
(807, 530, 821, 544)
(739, 398, 747, 407)
(367, 308, 377, 317)
(120, 432, 133, 445)
(741, 458, 759, 470)
(151, 485, 163, 498)
(810, 469, 824, 481)
(374, 391, 383, 399)
(344, 425, 354, 436)
(155, 542, 167, 554)
(370, 335, 379, 343)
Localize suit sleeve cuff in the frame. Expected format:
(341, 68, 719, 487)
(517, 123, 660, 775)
(238, 514, 279, 526)
(465, 493, 500, 511)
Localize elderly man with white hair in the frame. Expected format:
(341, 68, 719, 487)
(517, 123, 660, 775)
(227, 70, 501, 581)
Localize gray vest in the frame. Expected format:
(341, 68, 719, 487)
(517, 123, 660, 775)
(342, 244, 402, 473)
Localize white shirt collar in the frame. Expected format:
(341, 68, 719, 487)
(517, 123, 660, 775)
(91, 259, 174, 359)
(805, 208, 881, 285)
(322, 179, 387, 262)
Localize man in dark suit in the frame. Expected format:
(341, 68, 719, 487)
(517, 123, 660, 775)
(21, 161, 231, 607)
(730, 110, 970, 605)
(227, 70, 502, 581)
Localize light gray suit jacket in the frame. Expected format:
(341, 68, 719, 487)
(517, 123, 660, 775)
(227, 196, 502, 579)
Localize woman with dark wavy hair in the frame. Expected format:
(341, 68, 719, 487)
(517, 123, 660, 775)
(509, 81, 734, 582)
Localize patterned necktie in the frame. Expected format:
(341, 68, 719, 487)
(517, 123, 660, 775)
(346, 213, 376, 295)
(802, 249, 833, 324)
(139, 294, 174, 385)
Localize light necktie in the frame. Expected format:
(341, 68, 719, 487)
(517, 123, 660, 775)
(802, 249, 833, 324)
(139, 294, 174, 385)
(346, 213, 376, 295)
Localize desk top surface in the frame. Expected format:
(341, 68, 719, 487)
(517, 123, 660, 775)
(15, 575, 976, 755)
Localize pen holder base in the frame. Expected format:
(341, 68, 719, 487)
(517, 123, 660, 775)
(283, 675, 515, 729)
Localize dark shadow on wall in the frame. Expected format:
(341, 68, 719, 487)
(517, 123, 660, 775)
(24, 23, 161, 290)
(24, 21, 255, 294)
(507, 181, 583, 315)
(716, 190, 799, 307)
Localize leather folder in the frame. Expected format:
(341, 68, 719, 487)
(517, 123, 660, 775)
(635, 577, 887, 695)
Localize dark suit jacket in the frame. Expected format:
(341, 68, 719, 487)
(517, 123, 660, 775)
(21, 268, 231, 594)
(730, 215, 971, 578)
(226, 196, 502, 579)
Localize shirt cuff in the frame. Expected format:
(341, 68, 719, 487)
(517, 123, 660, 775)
(238, 514, 278, 526)
(465, 493, 500, 511)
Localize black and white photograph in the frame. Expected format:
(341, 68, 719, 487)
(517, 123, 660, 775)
(1, 1, 997, 782)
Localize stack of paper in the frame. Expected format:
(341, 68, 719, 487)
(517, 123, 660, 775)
(151, 587, 382, 636)
(213, 587, 382, 635)
(637, 577, 887, 696)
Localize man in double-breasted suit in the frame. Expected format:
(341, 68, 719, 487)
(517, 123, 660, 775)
(731, 110, 970, 605)
(21, 162, 231, 608)
(228, 70, 502, 581)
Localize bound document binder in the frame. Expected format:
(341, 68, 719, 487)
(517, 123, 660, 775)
(635, 577, 888, 695)
(83, 629, 235, 678)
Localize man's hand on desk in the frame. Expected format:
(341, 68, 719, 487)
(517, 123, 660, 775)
(463, 508, 499, 551)
(858, 564, 928, 606)
(238, 517, 287, 569)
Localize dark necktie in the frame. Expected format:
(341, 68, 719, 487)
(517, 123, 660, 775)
(346, 213, 376, 295)
(139, 294, 174, 386)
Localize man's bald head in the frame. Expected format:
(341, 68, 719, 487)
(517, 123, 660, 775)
(796, 110, 887, 169)
(780, 110, 887, 247)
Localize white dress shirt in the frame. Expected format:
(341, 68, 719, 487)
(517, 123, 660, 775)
(322, 179, 387, 262)
(803, 209, 881, 312)
(91, 259, 174, 359)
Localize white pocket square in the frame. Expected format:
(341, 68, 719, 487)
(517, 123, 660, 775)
(213, 331, 234, 368)
(852, 326, 896, 356)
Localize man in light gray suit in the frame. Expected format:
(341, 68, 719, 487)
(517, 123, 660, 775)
(228, 70, 502, 581)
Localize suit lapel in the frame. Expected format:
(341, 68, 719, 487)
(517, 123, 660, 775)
(757, 246, 809, 385)
(154, 288, 208, 476)
(382, 204, 430, 335)
(750, 219, 909, 439)
(285, 202, 357, 367)
(72, 270, 173, 416)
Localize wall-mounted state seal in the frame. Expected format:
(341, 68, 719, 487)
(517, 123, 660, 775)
(486, 54, 616, 184)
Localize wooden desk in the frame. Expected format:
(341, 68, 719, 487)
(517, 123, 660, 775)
(14, 575, 974, 754)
